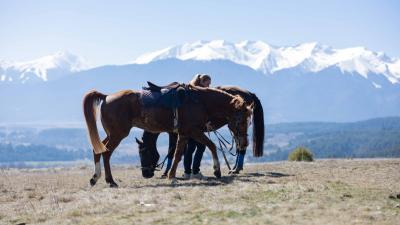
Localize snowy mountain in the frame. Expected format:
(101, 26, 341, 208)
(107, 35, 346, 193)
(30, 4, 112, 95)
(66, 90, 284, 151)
(133, 40, 400, 84)
(0, 51, 87, 83)
(3, 41, 400, 86)
(0, 41, 399, 124)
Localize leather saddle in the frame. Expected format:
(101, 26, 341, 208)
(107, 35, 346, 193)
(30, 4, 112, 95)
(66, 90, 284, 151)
(143, 81, 181, 92)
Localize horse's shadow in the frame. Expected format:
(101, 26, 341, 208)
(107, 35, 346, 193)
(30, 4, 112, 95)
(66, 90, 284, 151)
(241, 171, 292, 178)
(128, 171, 292, 189)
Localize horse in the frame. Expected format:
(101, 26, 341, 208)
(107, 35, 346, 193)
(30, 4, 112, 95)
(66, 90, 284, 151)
(136, 85, 265, 178)
(83, 84, 252, 187)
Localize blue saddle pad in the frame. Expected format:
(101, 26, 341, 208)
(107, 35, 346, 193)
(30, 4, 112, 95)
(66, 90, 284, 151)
(140, 90, 161, 106)
(139, 88, 184, 108)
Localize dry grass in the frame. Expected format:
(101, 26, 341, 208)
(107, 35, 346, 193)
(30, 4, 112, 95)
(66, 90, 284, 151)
(1, 159, 400, 225)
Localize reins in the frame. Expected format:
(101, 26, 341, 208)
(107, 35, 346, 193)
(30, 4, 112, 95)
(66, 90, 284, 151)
(213, 129, 236, 156)
(156, 155, 169, 170)
(141, 155, 168, 171)
(207, 129, 236, 171)
(144, 129, 236, 172)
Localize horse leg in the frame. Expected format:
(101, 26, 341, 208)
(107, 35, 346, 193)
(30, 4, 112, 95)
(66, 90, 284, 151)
(102, 136, 124, 188)
(163, 132, 177, 177)
(168, 134, 188, 180)
(230, 150, 246, 174)
(89, 137, 109, 186)
(190, 131, 221, 178)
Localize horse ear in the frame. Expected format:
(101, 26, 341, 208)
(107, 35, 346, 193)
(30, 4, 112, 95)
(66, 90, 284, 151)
(135, 137, 143, 145)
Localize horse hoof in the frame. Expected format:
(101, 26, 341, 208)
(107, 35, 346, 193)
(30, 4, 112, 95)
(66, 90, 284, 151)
(229, 169, 240, 175)
(214, 170, 222, 178)
(170, 178, 178, 185)
(90, 178, 97, 186)
(109, 182, 119, 188)
(106, 179, 119, 188)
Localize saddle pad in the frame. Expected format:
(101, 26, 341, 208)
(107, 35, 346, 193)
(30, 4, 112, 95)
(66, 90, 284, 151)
(139, 90, 162, 106)
(139, 89, 184, 108)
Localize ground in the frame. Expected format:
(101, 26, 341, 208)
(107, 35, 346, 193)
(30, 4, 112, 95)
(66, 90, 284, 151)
(1, 159, 400, 225)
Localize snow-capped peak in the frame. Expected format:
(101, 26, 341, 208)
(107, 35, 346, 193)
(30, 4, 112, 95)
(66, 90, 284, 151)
(132, 40, 400, 84)
(0, 51, 88, 83)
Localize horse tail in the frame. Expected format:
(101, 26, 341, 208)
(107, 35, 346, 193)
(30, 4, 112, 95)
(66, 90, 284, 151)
(250, 93, 265, 157)
(83, 90, 107, 154)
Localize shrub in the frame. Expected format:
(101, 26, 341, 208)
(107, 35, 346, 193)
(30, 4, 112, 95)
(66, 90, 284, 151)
(288, 147, 314, 162)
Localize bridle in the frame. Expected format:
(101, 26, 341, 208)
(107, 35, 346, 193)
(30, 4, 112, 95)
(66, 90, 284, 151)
(139, 146, 162, 172)
(228, 111, 249, 149)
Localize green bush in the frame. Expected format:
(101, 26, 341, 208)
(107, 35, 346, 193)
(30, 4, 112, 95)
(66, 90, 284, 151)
(288, 147, 314, 162)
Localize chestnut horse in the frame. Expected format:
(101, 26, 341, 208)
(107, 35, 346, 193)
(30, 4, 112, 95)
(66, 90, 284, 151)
(137, 86, 264, 178)
(83, 84, 252, 187)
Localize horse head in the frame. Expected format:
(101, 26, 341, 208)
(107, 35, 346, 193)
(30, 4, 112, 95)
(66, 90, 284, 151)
(227, 96, 253, 151)
(136, 137, 160, 178)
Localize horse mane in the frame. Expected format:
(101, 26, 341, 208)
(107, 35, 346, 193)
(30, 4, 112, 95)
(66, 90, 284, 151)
(189, 84, 246, 110)
(216, 86, 253, 102)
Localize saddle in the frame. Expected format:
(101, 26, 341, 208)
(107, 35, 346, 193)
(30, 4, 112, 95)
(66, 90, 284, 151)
(140, 81, 187, 109)
(143, 81, 180, 92)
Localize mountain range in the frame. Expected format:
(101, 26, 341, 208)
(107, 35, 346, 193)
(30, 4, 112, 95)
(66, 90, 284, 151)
(134, 40, 400, 85)
(0, 51, 87, 84)
(1, 40, 399, 124)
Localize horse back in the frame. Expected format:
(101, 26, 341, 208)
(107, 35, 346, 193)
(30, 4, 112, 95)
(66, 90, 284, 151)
(100, 90, 141, 132)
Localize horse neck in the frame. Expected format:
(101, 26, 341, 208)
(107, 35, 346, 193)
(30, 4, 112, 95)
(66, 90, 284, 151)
(197, 88, 236, 117)
(218, 86, 253, 104)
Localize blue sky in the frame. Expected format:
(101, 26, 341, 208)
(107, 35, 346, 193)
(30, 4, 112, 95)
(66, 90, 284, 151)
(1, 0, 399, 66)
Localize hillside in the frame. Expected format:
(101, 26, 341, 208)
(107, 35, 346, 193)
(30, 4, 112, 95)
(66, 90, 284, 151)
(1, 117, 399, 166)
(262, 117, 400, 161)
(1, 159, 399, 225)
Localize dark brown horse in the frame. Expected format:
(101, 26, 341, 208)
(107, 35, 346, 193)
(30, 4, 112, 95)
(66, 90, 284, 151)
(137, 85, 264, 178)
(83, 85, 252, 187)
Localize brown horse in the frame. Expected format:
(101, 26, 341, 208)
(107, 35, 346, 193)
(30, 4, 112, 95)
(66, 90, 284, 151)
(137, 85, 264, 178)
(83, 84, 252, 187)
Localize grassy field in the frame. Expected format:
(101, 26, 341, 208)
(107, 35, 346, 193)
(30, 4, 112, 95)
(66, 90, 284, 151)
(1, 159, 399, 225)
